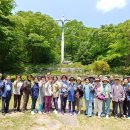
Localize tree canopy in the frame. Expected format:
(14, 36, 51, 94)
(0, 0, 130, 73)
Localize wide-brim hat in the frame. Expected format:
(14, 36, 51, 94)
(69, 77, 75, 81)
(95, 77, 100, 81)
(103, 77, 109, 82)
(127, 76, 130, 79)
(114, 75, 121, 80)
(76, 77, 82, 81)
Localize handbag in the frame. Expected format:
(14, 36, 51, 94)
(97, 94, 106, 101)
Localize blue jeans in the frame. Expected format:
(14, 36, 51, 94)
(85, 100, 93, 116)
(102, 98, 111, 115)
(38, 103, 43, 112)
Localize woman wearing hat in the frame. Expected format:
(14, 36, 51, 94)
(93, 77, 104, 119)
(75, 77, 84, 114)
(68, 77, 77, 116)
(60, 75, 69, 115)
(112, 77, 125, 119)
(83, 77, 94, 117)
(102, 77, 112, 119)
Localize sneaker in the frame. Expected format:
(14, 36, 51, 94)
(48, 111, 51, 114)
(53, 110, 56, 113)
(87, 115, 92, 118)
(77, 111, 80, 115)
(31, 111, 35, 115)
(106, 115, 109, 119)
(73, 112, 77, 116)
(34, 109, 38, 113)
(43, 112, 47, 114)
(61, 112, 64, 115)
(2, 113, 5, 116)
(54, 110, 58, 114)
(128, 117, 130, 120)
(115, 116, 117, 119)
(38, 111, 42, 114)
(98, 115, 101, 119)
(121, 116, 125, 120)
(101, 114, 105, 117)
(70, 113, 72, 116)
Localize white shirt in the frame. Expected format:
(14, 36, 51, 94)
(13, 81, 23, 95)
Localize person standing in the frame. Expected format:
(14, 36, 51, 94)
(38, 76, 46, 114)
(94, 78, 104, 119)
(13, 75, 23, 112)
(102, 77, 112, 119)
(0, 73, 3, 100)
(1, 75, 12, 115)
(75, 77, 84, 114)
(68, 77, 76, 116)
(52, 76, 61, 114)
(83, 77, 94, 117)
(21, 75, 32, 111)
(30, 77, 39, 115)
(44, 76, 53, 114)
(123, 78, 130, 119)
(112, 77, 125, 119)
(60, 75, 69, 115)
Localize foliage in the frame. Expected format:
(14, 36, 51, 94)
(92, 60, 110, 74)
(0, 0, 130, 74)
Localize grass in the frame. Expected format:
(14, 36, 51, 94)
(0, 97, 130, 130)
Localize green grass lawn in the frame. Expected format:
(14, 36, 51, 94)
(0, 97, 130, 130)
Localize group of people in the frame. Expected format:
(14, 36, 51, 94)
(0, 73, 130, 120)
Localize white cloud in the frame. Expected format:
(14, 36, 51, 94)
(96, 0, 127, 12)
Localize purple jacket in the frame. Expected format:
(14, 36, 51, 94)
(112, 84, 125, 102)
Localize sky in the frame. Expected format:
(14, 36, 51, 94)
(13, 0, 130, 27)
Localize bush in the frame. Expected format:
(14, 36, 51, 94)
(92, 60, 110, 74)
(111, 66, 130, 75)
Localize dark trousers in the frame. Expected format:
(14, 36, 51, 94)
(123, 99, 127, 115)
(53, 97, 58, 111)
(22, 93, 29, 110)
(31, 97, 37, 111)
(69, 101, 75, 113)
(127, 101, 130, 117)
(2, 97, 10, 113)
(13, 94, 21, 111)
(44, 96, 52, 113)
(60, 95, 67, 113)
(112, 101, 114, 115)
(113, 101, 124, 117)
(123, 99, 130, 117)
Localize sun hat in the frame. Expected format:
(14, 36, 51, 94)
(69, 77, 75, 81)
(76, 77, 82, 81)
(102, 77, 109, 82)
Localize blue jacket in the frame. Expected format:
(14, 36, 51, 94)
(2, 80, 12, 99)
(60, 81, 69, 96)
(68, 83, 76, 102)
(31, 83, 39, 98)
(83, 83, 94, 101)
(0, 80, 3, 96)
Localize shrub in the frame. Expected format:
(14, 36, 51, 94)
(92, 60, 110, 74)
(111, 66, 130, 75)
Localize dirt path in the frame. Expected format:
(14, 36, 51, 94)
(57, 113, 79, 128)
(0, 111, 80, 130)
(31, 113, 79, 130)
(32, 114, 62, 130)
